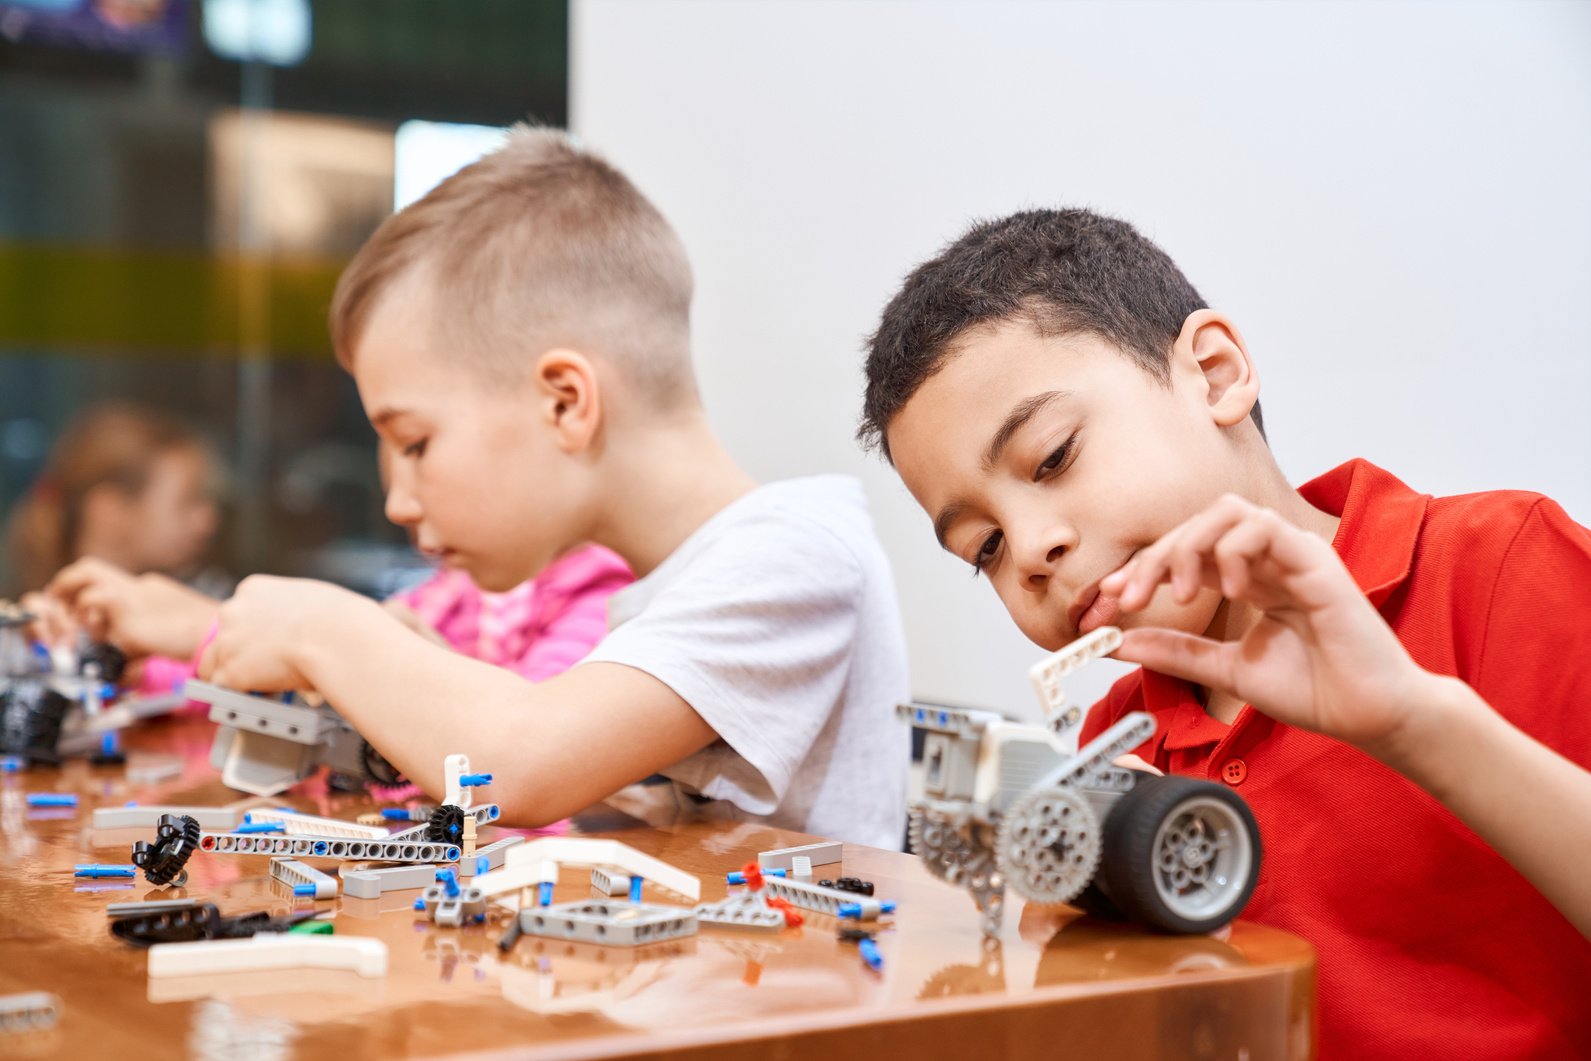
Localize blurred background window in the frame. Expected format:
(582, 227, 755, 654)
(0, 0, 567, 596)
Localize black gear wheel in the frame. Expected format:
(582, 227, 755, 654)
(426, 804, 466, 844)
(360, 739, 406, 787)
(80, 642, 128, 684)
(132, 813, 201, 887)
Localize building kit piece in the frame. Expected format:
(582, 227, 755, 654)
(791, 856, 813, 880)
(109, 901, 317, 946)
(385, 802, 500, 843)
(757, 841, 842, 873)
(125, 754, 183, 785)
(340, 862, 444, 899)
(189, 680, 403, 797)
(457, 835, 522, 878)
(147, 935, 388, 978)
(92, 804, 245, 831)
(270, 857, 339, 900)
(474, 838, 701, 905)
(419, 868, 488, 927)
(694, 891, 786, 933)
(106, 898, 199, 917)
(25, 793, 77, 807)
(1027, 626, 1123, 751)
(902, 626, 1262, 936)
(591, 865, 633, 897)
(726, 868, 785, 885)
(759, 876, 894, 920)
(516, 901, 697, 947)
(818, 876, 874, 896)
(75, 863, 137, 878)
(242, 808, 389, 839)
(0, 992, 61, 1033)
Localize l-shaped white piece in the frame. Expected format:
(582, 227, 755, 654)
(473, 838, 699, 902)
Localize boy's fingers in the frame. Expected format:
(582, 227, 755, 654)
(1114, 627, 1234, 693)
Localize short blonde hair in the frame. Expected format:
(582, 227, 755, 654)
(330, 126, 697, 406)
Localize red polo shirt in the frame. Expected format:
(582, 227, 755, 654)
(1079, 459, 1591, 1060)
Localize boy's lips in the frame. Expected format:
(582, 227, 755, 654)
(1075, 590, 1121, 635)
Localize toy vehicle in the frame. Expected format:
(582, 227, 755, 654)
(1, 600, 137, 765)
(899, 627, 1261, 937)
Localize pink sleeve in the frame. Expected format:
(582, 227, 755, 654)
(139, 655, 196, 697)
(508, 546, 633, 683)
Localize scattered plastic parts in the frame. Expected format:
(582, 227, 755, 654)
(0, 991, 61, 1033)
(242, 809, 388, 839)
(74, 863, 137, 878)
(235, 821, 286, 835)
(341, 862, 444, 900)
(106, 898, 198, 918)
(838, 900, 897, 919)
(757, 841, 841, 873)
(25, 793, 77, 808)
(858, 936, 884, 972)
(426, 804, 466, 844)
(761, 876, 894, 920)
(516, 901, 698, 947)
(288, 920, 333, 935)
(473, 838, 701, 904)
(147, 935, 387, 978)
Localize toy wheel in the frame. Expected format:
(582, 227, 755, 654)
(427, 804, 466, 844)
(1069, 879, 1125, 921)
(1098, 775, 1260, 934)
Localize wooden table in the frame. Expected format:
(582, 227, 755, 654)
(0, 716, 1315, 1059)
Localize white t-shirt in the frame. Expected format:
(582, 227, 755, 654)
(580, 475, 911, 849)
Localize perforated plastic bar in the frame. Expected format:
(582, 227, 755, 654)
(92, 805, 243, 831)
(694, 892, 784, 932)
(0, 992, 61, 1032)
(188, 681, 331, 746)
(477, 838, 700, 901)
(590, 866, 632, 896)
(384, 802, 498, 844)
(197, 830, 459, 864)
(340, 862, 443, 899)
(243, 809, 388, 839)
(895, 703, 1004, 737)
(147, 936, 387, 978)
(457, 834, 522, 878)
(757, 841, 842, 872)
(1035, 710, 1156, 793)
(1027, 627, 1123, 715)
(270, 857, 339, 899)
(516, 901, 698, 947)
(760, 876, 891, 920)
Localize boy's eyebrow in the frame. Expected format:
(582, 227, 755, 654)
(933, 501, 968, 551)
(368, 407, 410, 430)
(982, 390, 1069, 470)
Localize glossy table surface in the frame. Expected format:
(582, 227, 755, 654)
(0, 715, 1316, 1059)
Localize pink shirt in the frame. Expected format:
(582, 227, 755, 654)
(393, 545, 632, 681)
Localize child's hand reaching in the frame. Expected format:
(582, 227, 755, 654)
(1101, 493, 1439, 757)
(199, 575, 379, 693)
(47, 557, 218, 660)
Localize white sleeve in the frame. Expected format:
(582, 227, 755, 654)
(579, 513, 864, 814)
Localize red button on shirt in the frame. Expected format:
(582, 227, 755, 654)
(1220, 758, 1247, 785)
(1077, 459, 1591, 1060)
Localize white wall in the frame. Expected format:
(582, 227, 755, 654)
(572, 0, 1591, 719)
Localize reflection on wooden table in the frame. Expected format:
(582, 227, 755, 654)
(0, 715, 1315, 1059)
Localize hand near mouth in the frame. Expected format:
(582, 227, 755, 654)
(1096, 493, 1432, 757)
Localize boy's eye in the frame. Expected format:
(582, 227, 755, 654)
(971, 529, 1003, 573)
(1036, 433, 1078, 479)
(403, 439, 428, 459)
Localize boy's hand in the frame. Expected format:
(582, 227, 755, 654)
(47, 557, 218, 660)
(1100, 494, 1439, 755)
(19, 590, 78, 648)
(198, 575, 374, 693)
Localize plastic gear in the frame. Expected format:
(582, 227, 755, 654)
(995, 786, 1101, 906)
(908, 804, 986, 884)
(132, 813, 202, 888)
(426, 804, 466, 844)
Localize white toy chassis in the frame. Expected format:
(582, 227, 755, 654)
(900, 627, 1262, 937)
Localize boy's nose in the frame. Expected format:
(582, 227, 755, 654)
(384, 486, 423, 527)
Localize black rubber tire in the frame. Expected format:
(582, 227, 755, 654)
(1097, 774, 1261, 934)
(1070, 879, 1126, 921)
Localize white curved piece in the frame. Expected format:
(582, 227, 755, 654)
(477, 838, 700, 901)
(1028, 626, 1123, 715)
(147, 936, 387, 978)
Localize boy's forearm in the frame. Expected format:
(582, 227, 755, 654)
(292, 596, 549, 812)
(1373, 674, 1591, 940)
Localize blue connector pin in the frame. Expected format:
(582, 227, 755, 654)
(858, 937, 883, 972)
(381, 808, 412, 820)
(74, 863, 137, 878)
(475, 855, 488, 877)
(292, 884, 317, 897)
(27, 793, 77, 807)
(629, 876, 643, 903)
(726, 868, 787, 884)
(437, 868, 461, 899)
(538, 881, 553, 907)
(236, 821, 285, 834)
(458, 773, 493, 787)
(413, 897, 426, 911)
(839, 900, 895, 919)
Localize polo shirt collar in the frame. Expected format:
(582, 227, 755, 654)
(1297, 458, 1430, 609)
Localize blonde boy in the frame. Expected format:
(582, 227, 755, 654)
(80, 129, 910, 847)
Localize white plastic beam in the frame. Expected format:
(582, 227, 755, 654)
(147, 936, 387, 978)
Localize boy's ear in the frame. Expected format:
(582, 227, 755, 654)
(1172, 309, 1259, 428)
(533, 348, 602, 452)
